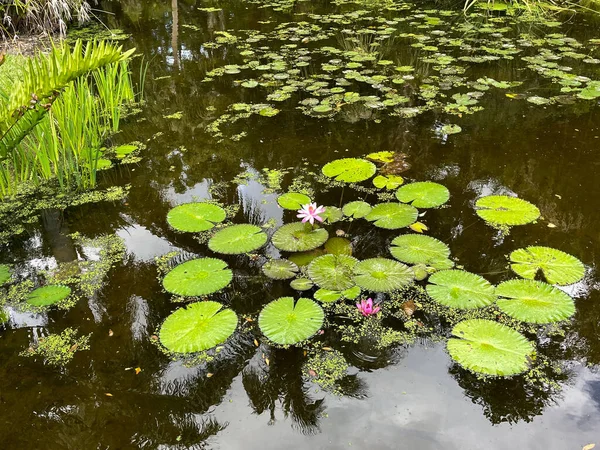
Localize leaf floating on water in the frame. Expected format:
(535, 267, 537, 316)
(447, 319, 534, 376)
(26, 285, 71, 307)
(496, 279, 575, 324)
(409, 222, 428, 233)
(366, 151, 395, 163)
(159, 301, 238, 354)
(208, 224, 268, 255)
(0, 264, 11, 285)
(441, 124, 462, 135)
(163, 258, 233, 296)
(324, 237, 352, 256)
(167, 203, 226, 232)
(390, 234, 453, 269)
(475, 195, 540, 227)
(259, 297, 324, 345)
(426, 270, 496, 309)
(582, 444, 596, 450)
(322, 158, 376, 183)
(342, 201, 372, 219)
(277, 192, 311, 210)
(396, 182, 450, 208)
(308, 254, 358, 291)
(272, 222, 329, 252)
(262, 259, 300, 280)
(509, 246, 585, 285)
(373, 175, 404, 190)
(365, 202, 418, 230)
(135, 367, 142, 375)
(353, 258, 414, 293)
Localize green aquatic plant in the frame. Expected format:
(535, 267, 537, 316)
(272, 222, 329, 252)
(308, 254, 358, 291)
(373, 174, 404, 190)
(365, 202, 418, 229)
(314, 286, 361, 303)
(277, 192, 311, 210)
(159, 301, 238, 354)
(342, 201, 372, 218)
(475, 195, 540, 227)
(320, 206, 343, 224)
(426, 270, 496, 309)
(26, 285, 71, 307)
(167, 203, 226, 232)
(509, 246, 585, 286)
(324, 237, 352, 256)
(447, 319, 534, 376)
(390, 234, 453, 269)
(496, 279, 575, 324)
(321, 158, 376, 183)
(262, 259, 299, 280)
(290, 278, 315, 291)
(353, 258, 414, 292)
(258, 297, 324, 345)
(162, 258, 233, 296)
(208, 224, 268, 254)
(0, 265, 11, 285)
(395, 182, 450, 208)
(20, 328, 90, 367)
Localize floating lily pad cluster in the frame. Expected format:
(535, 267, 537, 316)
(155, 155, 587, 379)
(197, 0, 600, 141)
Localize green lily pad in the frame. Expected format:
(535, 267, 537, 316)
(314, 286, 361, 303)
(277, 193, 311, 210)
(272, 222, 329, 252)
(159, 301, 237, 354)
(366, 151, 395, 163)
(322, 158, 376, 183)
(342, 201, 372, 218)
(390, 234, 453, 269)
(262, 259, 299, 280)
(288, 249, 326, 267)
(475, 195, 540, 226)
(373, 175, 404, 190)
(441, 124, 462, 135)
(324, 237, 352, 256)
(26, 285, 71, 307)
(426, 270, 496, 309)
(365, 203, 418, 229)
(496, 279, 575, 324)
(114, 144, 138, 158)
(259, 297, 324, 345)
(163, 258, 233, 296)
(321, 206, 343, 224)
(395, 182, 450, 208)
(509, 246, 585, 286)
(290, 278, 314, 291)
(0, 265, 11, 285)
(353, 258, 414, 292)
(447, 319, 534, 376)
(308, 254, 358, 291)
(167, 203, 226, 232)
(208, 224, 268, 254)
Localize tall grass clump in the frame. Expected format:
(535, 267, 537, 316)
(1, 0, 91, 38)
(0, 40, 135, 198)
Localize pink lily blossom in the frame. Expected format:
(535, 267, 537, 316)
(297, 203, 326, 225)
(356, 298, 380, 317)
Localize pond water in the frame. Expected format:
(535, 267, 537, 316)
(1, 0, 600, 448)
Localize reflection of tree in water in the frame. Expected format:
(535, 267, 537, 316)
(449, 362, 569, 425)
(242, 347, 325, 434)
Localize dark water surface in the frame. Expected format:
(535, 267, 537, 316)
(1, 0, 600, 448)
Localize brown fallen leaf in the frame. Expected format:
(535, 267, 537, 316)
(69, 343, 79, 352)
(253, 339, 259, 347)
(135, 367, 142, 375)
(108, 329, 114, 337)
(105, 393, 113, 397)
(547, 223, 557, 228)
(401, 299, 416, 317)
(206, 373, 213, 378)
(322, 347, 333, 351)
(265, 358, 270, 366)
(308, 370, 317, 377)
(582, 444, 595, 450)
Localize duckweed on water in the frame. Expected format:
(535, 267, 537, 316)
(20, 328, 91, 367)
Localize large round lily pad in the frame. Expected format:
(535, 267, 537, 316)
(353, 258, 414, 292)
(496, 279, 575, 324)
(365, 203, 418, 229)
(272, 222, 329, 252)
(163, 258, 233, 296)
(395, 182, 450, 208)
(308, 254, 358, 291)
(426, 270, 496, 309)
(208, 224, 267, 254)
(167, 203, 226, 232)
(0, 265, 11, 285)
(159, 301, 237, 354)
(390, 234, 453, 269)
(277, 192, 311, 210)
(509, 246, 584, 286)
(322, 158, 376, 183)
(259, 297, 324, 345)
(26, 285, 71, 307)
(262, 259, 299, 280)
(447, 319, 534, 376)
(475, 195, 540, 226)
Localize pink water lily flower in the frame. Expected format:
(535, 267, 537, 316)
(356, 298, 380, 317)
(297, 203, 326, 225)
